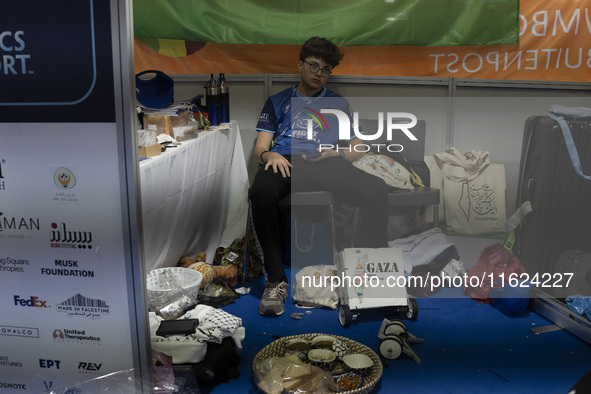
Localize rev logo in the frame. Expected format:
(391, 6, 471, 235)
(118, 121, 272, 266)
(78, 362, 102, 374)
(14, 295, 49, 308)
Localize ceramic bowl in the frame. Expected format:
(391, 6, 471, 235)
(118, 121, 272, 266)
(307, 349, 336, 371)
(343, 353, 373, 375)
(331, 339, 351, 359)
(283, 338, 312, 360)
(312, 335, 336, 349)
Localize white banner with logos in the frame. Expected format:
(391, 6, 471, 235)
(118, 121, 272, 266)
(0, 125, 139, 390)
(0, 1, 147, 392)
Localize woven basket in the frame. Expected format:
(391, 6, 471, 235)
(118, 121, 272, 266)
(253, 333, 382, 394)
(146, 267, 202, 301)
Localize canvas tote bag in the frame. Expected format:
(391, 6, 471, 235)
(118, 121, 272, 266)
(352, 153, 414, 190)
(434, 148, 506, 235)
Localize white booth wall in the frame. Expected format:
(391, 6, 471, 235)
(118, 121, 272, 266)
(171, 74, 591, 217)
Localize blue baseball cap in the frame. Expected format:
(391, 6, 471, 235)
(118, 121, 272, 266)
(135, 70, 174, 109)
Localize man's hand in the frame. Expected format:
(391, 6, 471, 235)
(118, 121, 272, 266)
(303, 148, 340, 163)
(264, 152, 293, 178)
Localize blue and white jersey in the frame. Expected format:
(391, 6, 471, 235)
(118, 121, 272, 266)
(256, 85, 358, 156)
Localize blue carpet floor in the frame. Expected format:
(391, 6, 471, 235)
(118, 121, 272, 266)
(193, 269, 591, 393)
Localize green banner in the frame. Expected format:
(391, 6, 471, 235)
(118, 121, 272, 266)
(133, 0, 519, 47)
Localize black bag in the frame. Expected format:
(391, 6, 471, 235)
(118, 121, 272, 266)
(553, 250, 591, 299)
(191, 337, 240, 386)
(515, 113, 591, 278)
(407, 246, 456, 298)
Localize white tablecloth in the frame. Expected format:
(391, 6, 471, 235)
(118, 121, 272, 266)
(139, 121, 249, 271)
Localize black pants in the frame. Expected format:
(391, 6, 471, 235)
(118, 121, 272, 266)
(250, 155, 389, 283)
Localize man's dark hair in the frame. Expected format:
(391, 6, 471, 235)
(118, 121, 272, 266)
(299, 37, 344, 68)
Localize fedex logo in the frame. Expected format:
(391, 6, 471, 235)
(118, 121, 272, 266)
(14, 295, 48, 308)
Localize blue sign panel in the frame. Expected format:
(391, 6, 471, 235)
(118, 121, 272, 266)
(0, 0, 115, 122)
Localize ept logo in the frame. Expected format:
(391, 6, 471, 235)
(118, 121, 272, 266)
(14, 295, 49, 308)
(39, 359, 61, 369)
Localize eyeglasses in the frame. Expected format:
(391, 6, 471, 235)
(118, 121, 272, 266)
(303, 60, 332, 77)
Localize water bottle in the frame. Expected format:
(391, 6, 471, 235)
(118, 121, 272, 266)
(217, 73, 230, 123)
(204, 74, 220, 126)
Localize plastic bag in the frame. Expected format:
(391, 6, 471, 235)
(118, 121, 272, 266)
(150, 272, 197, 320)
(253, 355, 335, 393)
(463, 243, 527, 300)
(566, 296, 591, 321)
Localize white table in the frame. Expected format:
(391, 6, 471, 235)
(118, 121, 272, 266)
(139, 121, 249, 271)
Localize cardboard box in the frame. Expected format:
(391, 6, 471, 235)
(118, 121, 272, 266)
(144, 111, 191, 137)
(170, 110, 191, 127)
(144, 114, 173, 137)
(138, 143, 162, 158)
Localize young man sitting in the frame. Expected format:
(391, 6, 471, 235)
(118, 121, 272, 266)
(251, 36, 389, 316)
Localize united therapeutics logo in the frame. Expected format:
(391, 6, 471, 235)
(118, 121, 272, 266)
(53, 327, 101, 345)
(49, 222, 93, 250)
